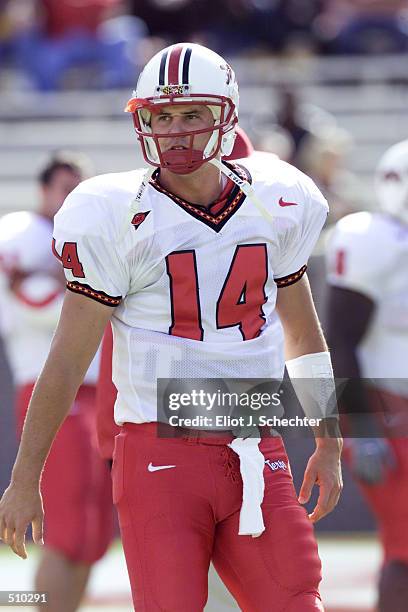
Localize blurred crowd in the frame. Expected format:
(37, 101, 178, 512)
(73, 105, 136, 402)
(250, 86, 367, 224)
(0, 0, 408, 90)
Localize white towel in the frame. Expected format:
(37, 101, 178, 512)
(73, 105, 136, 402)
(228, 437, 265, 538)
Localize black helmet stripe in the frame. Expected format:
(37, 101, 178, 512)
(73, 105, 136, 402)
(182, 47, 192, 84)
(158, 50, 169, 86)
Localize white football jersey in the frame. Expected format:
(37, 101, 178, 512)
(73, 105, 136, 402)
(326, 211, 408, 396)
(53, 158, 328, 424)
(0, 211, 100, 385)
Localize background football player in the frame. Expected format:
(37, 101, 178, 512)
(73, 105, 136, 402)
(0, 154, 113, 612)
(325, 139, 408, 612)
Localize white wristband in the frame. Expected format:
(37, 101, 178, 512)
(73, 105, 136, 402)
(285, 351, 338, 420)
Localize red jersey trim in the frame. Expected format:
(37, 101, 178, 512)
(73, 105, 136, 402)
(52, 238, 62, 261)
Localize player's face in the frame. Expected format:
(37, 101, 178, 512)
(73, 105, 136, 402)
(150, 104, 214, 153)
(42, 168, 82, 217)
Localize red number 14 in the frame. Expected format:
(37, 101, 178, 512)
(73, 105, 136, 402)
(166, 244, 268, 341)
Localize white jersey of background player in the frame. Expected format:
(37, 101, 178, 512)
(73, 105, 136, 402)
(54, 146, 328, 426)
(0, 212, 63, 384)
(326, 139, 408, 396)
(0, 212, 100, 387)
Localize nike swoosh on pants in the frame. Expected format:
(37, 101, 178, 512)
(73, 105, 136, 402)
(147, 463, 176, 472)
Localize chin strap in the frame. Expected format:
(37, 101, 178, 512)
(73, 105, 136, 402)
(119, 166, 155, 242)
(209, 158, 274, 224)
(119, 157, 273, 242)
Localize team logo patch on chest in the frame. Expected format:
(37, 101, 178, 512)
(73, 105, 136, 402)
(131, 211, 150, 229)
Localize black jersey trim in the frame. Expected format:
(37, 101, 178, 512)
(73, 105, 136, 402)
(149, 162, 252, 232)
(274, 265, 307, 288)
(67, 281, 122, 307)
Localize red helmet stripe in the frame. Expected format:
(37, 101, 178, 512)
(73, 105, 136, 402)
(168, 44, 184, 85)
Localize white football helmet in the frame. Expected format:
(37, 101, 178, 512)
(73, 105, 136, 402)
(375, 139, 408, 225)
(125, 43, 239, 174)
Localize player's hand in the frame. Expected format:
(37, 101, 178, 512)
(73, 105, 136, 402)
(298, 440, 343, 523)
(0, 483, 44, 559)
(348, 438, 396, 485)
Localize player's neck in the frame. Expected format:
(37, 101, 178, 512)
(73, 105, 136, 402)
(157, 162, 223, 208)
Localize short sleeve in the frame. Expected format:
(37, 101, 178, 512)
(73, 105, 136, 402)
(53, 191, 130, 307)
(325, 212, 394, 301)
(273, 177, 328, 287)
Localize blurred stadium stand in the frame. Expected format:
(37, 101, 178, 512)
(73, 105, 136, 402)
(1, 53, 408, 214)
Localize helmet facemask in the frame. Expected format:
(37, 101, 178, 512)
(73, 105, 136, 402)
(128, 95, 237, 175)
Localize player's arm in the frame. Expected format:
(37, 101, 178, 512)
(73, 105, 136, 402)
(327, 285, 395, 483)
(276, 274, 327, 358)
(0, 290, 113, 559)
(326, 285, 375, 427)
(327, 285, 387, 434)
(276, 274, 343, 523)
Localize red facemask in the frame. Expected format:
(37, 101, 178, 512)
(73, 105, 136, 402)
(125, 96, 237, 174)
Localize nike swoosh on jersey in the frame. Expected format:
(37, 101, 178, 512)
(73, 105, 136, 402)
(147, 462, 176, 472)
(279, 197, 298, 207)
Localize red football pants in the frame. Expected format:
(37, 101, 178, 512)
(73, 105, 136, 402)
(343, 390, 408, 564)
(344, 437, 408, 564)
(112, 423, 323, 611)
(16, 383, 113, 563)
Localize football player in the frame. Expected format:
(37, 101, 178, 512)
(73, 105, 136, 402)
(94, 127, 277, 612)
(325, 140, 408, 612)
(94, 126, 264, 465)
(0, 44, 342, 611)
(0, 155, 113, 612)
